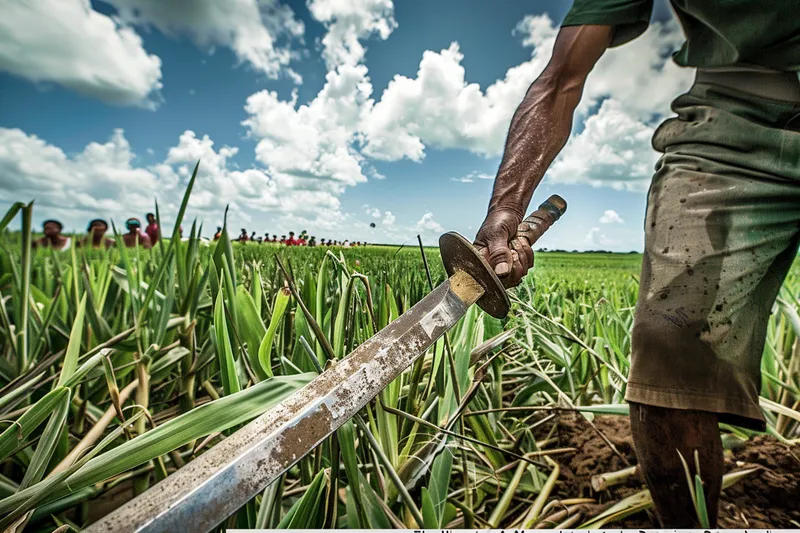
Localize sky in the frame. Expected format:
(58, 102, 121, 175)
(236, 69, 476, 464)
(0, 0, 693, 251)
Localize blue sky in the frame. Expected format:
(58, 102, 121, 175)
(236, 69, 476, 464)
(0, 0, 690, 251)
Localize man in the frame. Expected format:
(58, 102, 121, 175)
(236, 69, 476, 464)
(123, 218, 152, 248)
(145, 213, 159, 245)
(214, 226, 223, 241)
(33, 220, 71, 250)
(286, 231, 298, 246)
(473, 1, 800, 527)
(80, 219, 114, 249)
(238, 229, 249, 242)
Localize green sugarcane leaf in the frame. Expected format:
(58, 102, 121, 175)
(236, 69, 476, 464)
(213, 287, 241, 396)
(0, 373, 314, 515)
(150, 346, 191, 376)
(0, 202, 24, 233)
(18, 390, 70, 489)
(56, 294, 87, 388)
(695, 474, 710, 528)
(0, 387, 69, 463)
(235, 285, 268, 381)
(421, 487, 437, 528)
(428, 445, 453, 527)
(278, 468, 328, 529)
(258, 287, 291, 379)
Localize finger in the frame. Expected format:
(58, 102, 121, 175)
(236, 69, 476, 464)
(506, 250, 527, 287)
(511, 237, 533, 271)
(486, 238, 514, 277)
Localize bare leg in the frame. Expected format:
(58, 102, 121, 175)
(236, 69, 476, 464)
(629, 402, 724, 527)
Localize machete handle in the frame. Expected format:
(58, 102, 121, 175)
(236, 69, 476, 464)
(514, 194, 567, 248)
(439, 194, 567, 319)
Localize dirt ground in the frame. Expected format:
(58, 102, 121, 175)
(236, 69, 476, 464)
(550, 413, 800, 528)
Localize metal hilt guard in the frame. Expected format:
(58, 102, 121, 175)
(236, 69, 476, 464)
(439, 194, 567, 318)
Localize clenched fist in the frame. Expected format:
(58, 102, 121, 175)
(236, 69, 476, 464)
(473, 209, 534, 288)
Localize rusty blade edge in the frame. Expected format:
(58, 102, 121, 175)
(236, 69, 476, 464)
(85, 278, 472, 533)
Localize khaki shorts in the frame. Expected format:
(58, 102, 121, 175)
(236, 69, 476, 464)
(625, 81, 800, 431)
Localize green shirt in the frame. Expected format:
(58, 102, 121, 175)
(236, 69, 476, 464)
(562, 0, 800, 71)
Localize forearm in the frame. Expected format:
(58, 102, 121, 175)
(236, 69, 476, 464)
(488, 68, 582, 219)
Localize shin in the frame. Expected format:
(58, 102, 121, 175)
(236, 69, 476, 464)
(629, 402, 724, 527)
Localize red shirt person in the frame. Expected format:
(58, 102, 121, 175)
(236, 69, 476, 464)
(145, 213, 159, 245)
(123, 218, 152, 248)
(285, 231, 299, 246)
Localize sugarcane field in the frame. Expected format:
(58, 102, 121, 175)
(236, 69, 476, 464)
(3, 0, 800, 531)
(0, 175, 798, 530)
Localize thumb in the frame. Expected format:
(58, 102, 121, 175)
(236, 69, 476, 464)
(486, 236, 514, 277)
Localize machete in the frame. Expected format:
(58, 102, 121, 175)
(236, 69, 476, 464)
(85, 194, 567, 533)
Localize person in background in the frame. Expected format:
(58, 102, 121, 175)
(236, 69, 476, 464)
(81, 219, 114, 249)
(145, 213, 159, 245)
(33, 219, 71, 251)
(214, 227, 223, 241)
(264, 232, 270, 243)
(286, 231, 298, 246)
(297, 233, 307, 246)
(343, 240, 350, 248)
(280, 235, 286, 244)
(308, 236, 316, 247)
(250, 231, 257, 242)
(238, 229, 249, 242)
(123, 218, 151, 248)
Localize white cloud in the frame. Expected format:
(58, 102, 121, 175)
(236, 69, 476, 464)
(580, 20, 692, 121)
(365, 207, 382, 218)
(360, 14, 558, 161)
(599, 209, 624, 224)
(547, 99, 657, 191)
(415, 212, 444, 234)
(382, 211, 395, 226)
(451, 170, 494, 183)
(242, 63, 375, 215)
(307, 0, 397, 68)
(584, 227, 614, 248)
(0, 128, 285, 231)
(108, 0, 304, 80)
(0, 0, 162, 107)
(360, 16, 689, 174)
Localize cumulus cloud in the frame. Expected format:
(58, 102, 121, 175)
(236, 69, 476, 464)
(0, 128, 283, 230)
(599, 209, 624, 224)
(584, 227, 614, 247)
(307, 0, 397, 68)
(358, 15, 689, 189)
(0, 0, 162, 107)
(580, 20, 692, 121)
(109, 0, 304, 80)
(415, 212, 444, 234)
(242, 63, 374, 214)
(382, 211, 395, 226)
(547, 99, 657, 191)
(362, 204, 382, 217)
(451, 170, 494, 183)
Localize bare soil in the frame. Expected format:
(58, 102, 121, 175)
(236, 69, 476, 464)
(550, 413, 800, 528)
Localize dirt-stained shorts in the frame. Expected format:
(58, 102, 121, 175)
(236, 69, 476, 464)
(625, 82, 800, 431)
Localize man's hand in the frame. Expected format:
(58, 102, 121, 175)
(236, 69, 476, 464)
(474, 210, 534, 287)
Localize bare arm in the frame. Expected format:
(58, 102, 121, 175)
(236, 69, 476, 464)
(474, 25, 614, 285)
